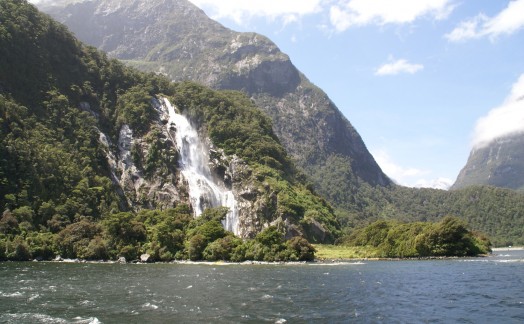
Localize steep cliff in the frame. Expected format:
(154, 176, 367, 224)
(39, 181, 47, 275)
(452, 133, 524, 191)
(40, 0, 391, 214)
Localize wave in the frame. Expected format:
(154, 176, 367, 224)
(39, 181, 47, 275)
(0, 291, 23, 298)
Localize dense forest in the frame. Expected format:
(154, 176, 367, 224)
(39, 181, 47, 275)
(0, 0, 335, 261)
(329, 183, 524, 247)
(0, 1, 519, 263)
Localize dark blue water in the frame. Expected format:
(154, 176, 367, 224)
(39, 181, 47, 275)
(1, 250, 523, 323)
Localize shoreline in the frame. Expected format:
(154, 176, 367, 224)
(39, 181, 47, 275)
(0, 254, 498, 265)
(3, 248, 520, 265)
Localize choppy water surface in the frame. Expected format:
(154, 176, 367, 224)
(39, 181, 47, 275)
(1, 250, 523, 323)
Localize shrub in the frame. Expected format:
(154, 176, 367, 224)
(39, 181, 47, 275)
(26, 232, 56, 260)
(56, 219, 102, 258)
(80, 236, 109, 260)
(0, 210, 19, 234)
(187, 234, 206, 261)
(285, 236, 316, 261)
(203, 235, 242, 261)
(7, 238, 31, 261)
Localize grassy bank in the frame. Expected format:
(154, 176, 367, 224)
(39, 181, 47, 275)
(313, 244, 381, 260)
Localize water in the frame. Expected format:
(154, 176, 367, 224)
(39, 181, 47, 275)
(1, 250, 523, 323)
(162, 98, 238, 234)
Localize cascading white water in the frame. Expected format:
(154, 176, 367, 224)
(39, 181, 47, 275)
(162, 98, 239, 235)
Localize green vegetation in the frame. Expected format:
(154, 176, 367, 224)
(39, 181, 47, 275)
(40, 0, 524, 250)
(0, 206, 314, 262)
(0, 0, 335, 261)
(1, 0, 175, 231)
(330, 184, 524, 247)
(314, 244, 381, 259)
(172, 82, 293, 175)
(0, 1, 512, 263)
(315, 216, 491, 260)
(338, 216, 491, 258)
(170, 82, 341, 242)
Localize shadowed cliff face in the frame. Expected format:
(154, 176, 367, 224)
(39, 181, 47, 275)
(452, 133, 524, 191)
(41, 0, 391, 212)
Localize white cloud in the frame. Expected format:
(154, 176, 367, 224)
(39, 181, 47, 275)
(446, 0, 524, 41)
(373, 149, 427, 181)
(472, 74, 524, 149)
(329, 0, 454, 32)
(375, 59, 424, 76)
(414, 177, 453, 190)
(188, 0, 455, 31)
(373, 149, 451, 189)
(188, 0, 322, 25)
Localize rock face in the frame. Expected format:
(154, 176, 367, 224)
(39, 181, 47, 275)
(140, 253, 152, 263)
(40, 0, 391, 212)
(96, 99, 182, 211)
(452, 133, 524, 191)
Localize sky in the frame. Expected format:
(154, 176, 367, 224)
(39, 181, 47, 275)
(30, 0, 524, 189)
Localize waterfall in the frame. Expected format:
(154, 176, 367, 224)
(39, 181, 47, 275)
(162, 98, 239, 235)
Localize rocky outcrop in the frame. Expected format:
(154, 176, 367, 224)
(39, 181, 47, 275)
(140, 253, 152, 263)
(96, 99, 184, 211)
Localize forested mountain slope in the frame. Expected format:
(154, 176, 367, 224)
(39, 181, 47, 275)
(343, 185, 524, 246)
(36, 0, 524, 247)
(0, 0, 339, 261)
(40, 0, 391, 213)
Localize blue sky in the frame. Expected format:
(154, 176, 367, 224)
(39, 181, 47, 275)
(185, 0, 524, 189)
(30, 0, 524, 189)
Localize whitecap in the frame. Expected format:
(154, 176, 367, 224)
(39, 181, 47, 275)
(78, 300, 95, 306)
(28, 293, 40, 302)
(495, 259, 523, 263)
(275, 318, 287, 323)
(261, 294, 273, 300)
(1, 291, 23, 298)
(34, 313, 69, 323)
(186, 285, 193, 289)
(142, 302, 159, 310)
(4, 313, 68, 323)
(72, 317, 102, 324)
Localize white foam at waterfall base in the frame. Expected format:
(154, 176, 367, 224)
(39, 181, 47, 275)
(162, 98, 239, 235)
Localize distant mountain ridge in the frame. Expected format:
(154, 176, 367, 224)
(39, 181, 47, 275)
(39, 0, 391, 212)
(452, 133, 524, 191)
